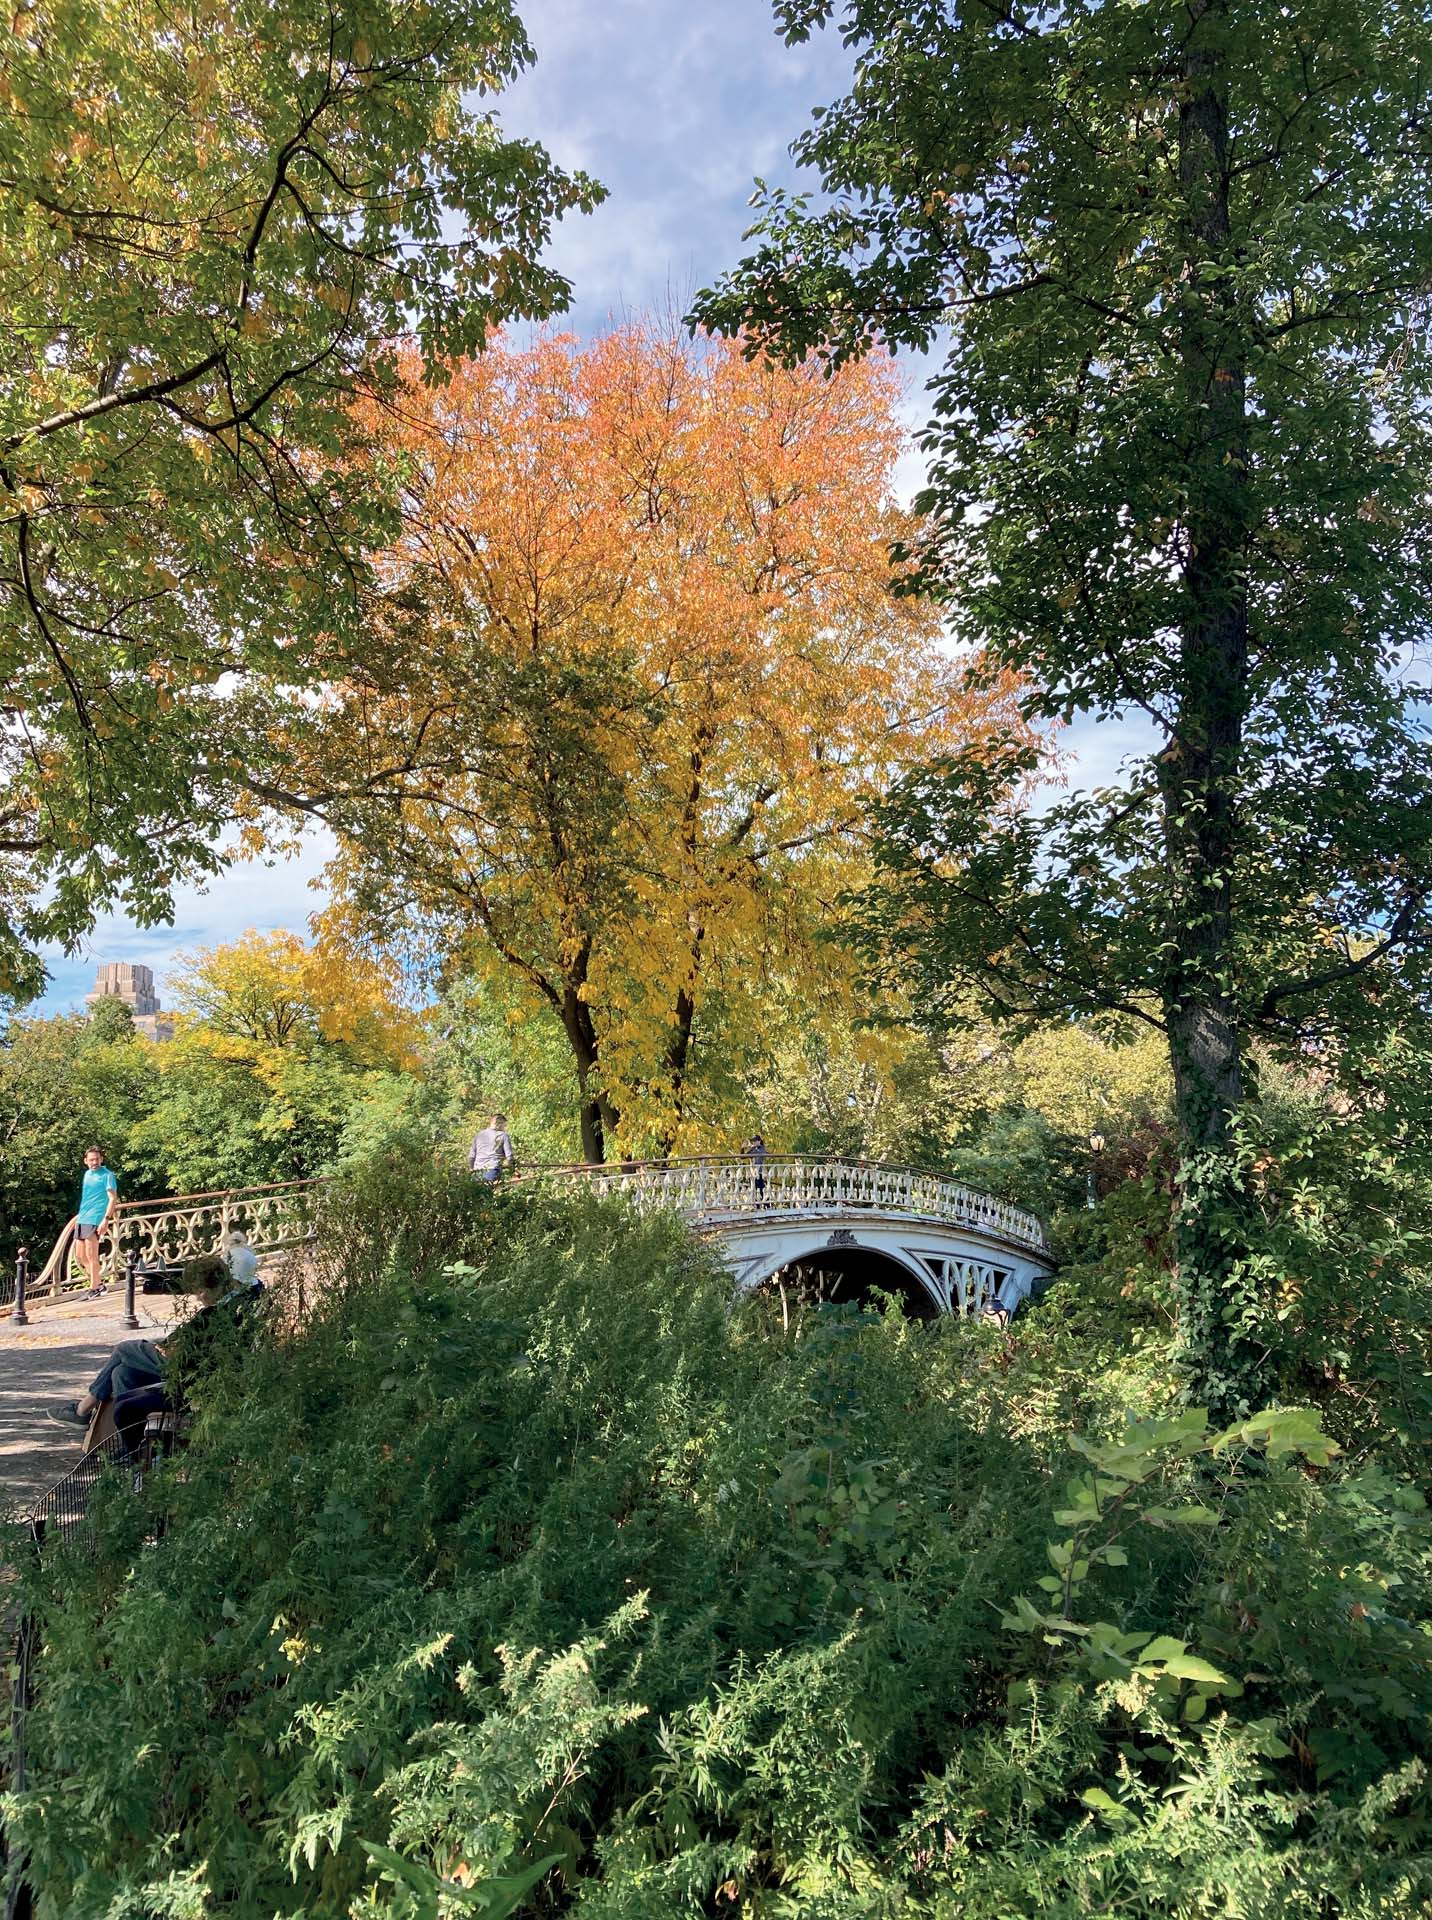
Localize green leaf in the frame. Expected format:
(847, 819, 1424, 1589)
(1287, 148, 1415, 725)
(1157, 1654, 1231, 1685)
(1238, 1409, 1342, 1464)
(1142, 1504, 1220, 1528)
(474, 1855, 565, 1919)
(1138, 1636, 1188, 1665)
(1080, 1787, 1130, 1821)
(360, 1841, 441, 1920)
(358, 1842, 561, 1918)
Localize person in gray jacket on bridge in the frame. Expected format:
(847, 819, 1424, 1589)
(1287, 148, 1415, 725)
(469, 1114, 514, 1184)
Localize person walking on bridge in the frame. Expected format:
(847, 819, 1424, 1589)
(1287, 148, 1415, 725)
(224, 1229, 260, 1286)
(742, 1131, 767, 1203)
(71, 1145, 117, 1297)
(469, 1113, 514, 1185)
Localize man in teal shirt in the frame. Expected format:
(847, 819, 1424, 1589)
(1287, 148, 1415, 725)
(73, 1145, 118, 1296)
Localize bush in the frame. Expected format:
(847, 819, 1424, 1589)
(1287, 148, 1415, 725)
(5, 1172, 1430, 1917)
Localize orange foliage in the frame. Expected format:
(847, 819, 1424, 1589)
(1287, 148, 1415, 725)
(299, 322, 1030, 1157)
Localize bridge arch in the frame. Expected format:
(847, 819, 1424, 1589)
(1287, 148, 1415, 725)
(744, 1238, 942, 1319)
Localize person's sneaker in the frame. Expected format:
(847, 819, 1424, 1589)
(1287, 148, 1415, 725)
(46, 1403, 88, 1428)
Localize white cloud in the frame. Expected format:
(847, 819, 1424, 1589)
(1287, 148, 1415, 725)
(1059, 710, 1164, 791)
(499, 0, 853, 334)
(1031, 708, 1164, 822)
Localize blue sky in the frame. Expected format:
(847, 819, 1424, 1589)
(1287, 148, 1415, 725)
(29, 0, 1156, 1016)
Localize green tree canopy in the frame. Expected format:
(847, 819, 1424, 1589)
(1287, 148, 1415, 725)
(0, 0, 601, 1002)
(695, 0, 1432, 1411)
(0, 1007, 160, 1263)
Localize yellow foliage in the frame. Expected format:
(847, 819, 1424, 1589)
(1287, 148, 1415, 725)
(166, 928, 422, 1072)
(1010, 1019, 1171, 1139)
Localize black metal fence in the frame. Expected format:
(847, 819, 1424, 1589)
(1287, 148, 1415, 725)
(25, 1430, 144, 1557)
(5, 1421, 181, 1914)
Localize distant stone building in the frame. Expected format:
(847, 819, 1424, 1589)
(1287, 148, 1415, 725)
(85, 961, 174, 1042)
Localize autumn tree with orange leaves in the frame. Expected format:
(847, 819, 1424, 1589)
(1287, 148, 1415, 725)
(256, 323, 1028, 1161)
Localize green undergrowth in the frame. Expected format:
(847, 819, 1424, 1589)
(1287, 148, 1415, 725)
(4, 1167, 1430, 1917)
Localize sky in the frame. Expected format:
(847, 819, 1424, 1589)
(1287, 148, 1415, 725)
(29, 0, 1157, 1017)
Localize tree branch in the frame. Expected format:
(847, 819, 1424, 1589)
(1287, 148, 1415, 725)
(1255, 888, 1429, 1020)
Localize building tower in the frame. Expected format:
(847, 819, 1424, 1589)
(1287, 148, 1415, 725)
(85, 961, 174, 1042)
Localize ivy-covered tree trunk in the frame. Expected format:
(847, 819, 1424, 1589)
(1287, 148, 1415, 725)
(1160, 0, 1262, 1414)
(698, 0, 1432, 1423)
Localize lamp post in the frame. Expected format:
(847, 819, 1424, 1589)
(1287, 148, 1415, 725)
(1086, 1129, 1104, 1210)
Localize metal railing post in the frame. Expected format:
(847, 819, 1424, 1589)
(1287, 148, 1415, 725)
(121, 1251, 139, 1331)
(10, 1246, 28, 1326)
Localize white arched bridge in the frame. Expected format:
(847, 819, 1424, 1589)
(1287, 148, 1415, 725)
(16, 1156, 1052, 1321)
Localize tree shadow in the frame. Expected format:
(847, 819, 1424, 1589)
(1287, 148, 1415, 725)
(0, 1338, 114, 1514)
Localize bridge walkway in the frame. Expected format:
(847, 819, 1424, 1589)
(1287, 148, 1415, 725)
(13, 1156, 1052, 1326)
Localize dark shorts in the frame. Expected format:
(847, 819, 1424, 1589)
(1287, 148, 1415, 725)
(76, 1222, 104, 1242)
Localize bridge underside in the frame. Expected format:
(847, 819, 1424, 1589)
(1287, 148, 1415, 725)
(712, 1209, 1052, 1320)
(752, 1246, 942, 1320)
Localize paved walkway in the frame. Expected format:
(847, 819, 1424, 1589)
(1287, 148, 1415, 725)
(0, 1290, 183, 1518)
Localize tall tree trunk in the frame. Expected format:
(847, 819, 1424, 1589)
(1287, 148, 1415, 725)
(652, 730, 712, 1159)
(655, 980, 698, 1160)
(562, 984, 616, 1164)
(558, 938, 618, 1163)
(1162, 0, 1261, 1416)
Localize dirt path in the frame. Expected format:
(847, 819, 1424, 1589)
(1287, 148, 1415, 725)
(0, 1291, 182, 1517)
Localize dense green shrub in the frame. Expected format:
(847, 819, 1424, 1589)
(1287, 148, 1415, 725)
(5, 1175, 1430, 1916)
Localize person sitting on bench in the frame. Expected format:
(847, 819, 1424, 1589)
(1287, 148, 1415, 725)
(224, 1229, 260, 1286)
(111, 1256, 267, 1457)
(50, 1253, 264, 1449)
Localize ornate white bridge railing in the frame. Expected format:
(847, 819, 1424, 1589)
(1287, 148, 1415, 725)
(24, 1178, 325, 1307)
(519, 1155, 1049, 1254)
(19, 1156, 1046, 1313)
